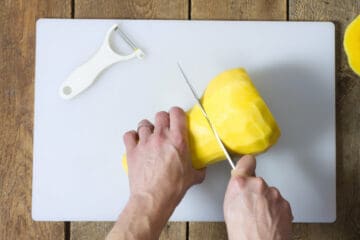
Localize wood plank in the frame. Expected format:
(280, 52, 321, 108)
(71, 222, 113, 240)
(159, 222, 187, 240)
(0, 0, 71, 239)
(290, 0, 360, 239)
(191, 0, 286, 20)
(74, 0, 188, 19)
(189, 222, 228, 240)
(71, 0, 188, 239)
(70, 222, 186, 240)
(189, 0, 287, 239)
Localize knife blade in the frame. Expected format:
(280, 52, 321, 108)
(177, 63, 236, 170)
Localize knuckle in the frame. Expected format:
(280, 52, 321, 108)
(156, 111, 169, 120)
(138, 119, 150, 125)
(123, 131, 130, 139)
(282, 200, 291, 209)
(236, 176, 247, 189)
(152, 134, 166, 145)
(170, 106, 184, 116)
(255, 177, 267, 193)
(243, 154, 256, 162)
(123, 130, 135, 139)
(192, 172, 206, 185)
(176, 140, 187, 151)
(172, 131, 187, 147)
(270, 187, 281, 199)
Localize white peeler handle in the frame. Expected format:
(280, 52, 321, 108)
(59, 24, 144, 100)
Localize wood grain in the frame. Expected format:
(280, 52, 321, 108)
(70, 222, 186, 240)
(74, 0, 188, 19)
(159, 222, 187, 240)
(70, 222, 113, 240)
(0, 0, 70, 239)
(290, 0, 360, 238)
(189, 0, 287, 239)
(189, 222, 228, 240)
(71, 0, 188, 239)
(191, 0, 286, 20)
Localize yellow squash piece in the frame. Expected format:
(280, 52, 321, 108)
(187, 68, 280, 168)
(344, 14, 360, 76)
(122, 68, 280, 170)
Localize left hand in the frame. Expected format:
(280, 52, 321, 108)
(124, 106, 206, 210)
(107, 107, 206, 240)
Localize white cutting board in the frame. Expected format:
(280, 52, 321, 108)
(32, 19, 335, 222)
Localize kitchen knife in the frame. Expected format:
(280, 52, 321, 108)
(177, 63, 236, 170)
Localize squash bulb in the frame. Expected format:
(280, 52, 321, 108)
(344, 15, 360, 76)
(122, 68, 280, 171)
(187, 68, 280, 168)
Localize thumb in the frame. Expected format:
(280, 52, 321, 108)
(231, 155, 256, 178)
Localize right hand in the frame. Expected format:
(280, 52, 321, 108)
(223, 155, 293, 240)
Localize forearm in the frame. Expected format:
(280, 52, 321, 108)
(106, 194, 175, 240)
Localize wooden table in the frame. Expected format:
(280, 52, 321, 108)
(1, 0, 359, 239)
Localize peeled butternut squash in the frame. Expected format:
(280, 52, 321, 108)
(122, 68, 280, 171)
(187, 68, 280, 168)
(344, 15, 360, 76)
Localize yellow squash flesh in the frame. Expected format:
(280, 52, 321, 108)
(122, 68, 280, 171)
(344, 15, 360, 76)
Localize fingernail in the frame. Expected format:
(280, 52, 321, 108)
(231, 169, 243, 178)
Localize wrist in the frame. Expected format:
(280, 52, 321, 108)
(130, 186, 185, 212)
(128, 192, 176, 220)
(130, 191, 179, 223)
(107, 193, 175, 240)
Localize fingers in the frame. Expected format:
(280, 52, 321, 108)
(283, 200, 294, 220)
(132, 107, 186, 144)
(192, 168, 206, 184)
(266, 187, 282, 201)
(137, 119, 154, 141)
(123, 130, 138, 152)
(238, 176, 269, 195)
(154, 111, 170, 135)
(266, 187, 293, 220)
(229, 155, 267, 195)
(231, 155, 256, 178)
(169, 107, 187, 136)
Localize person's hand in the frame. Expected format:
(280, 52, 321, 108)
(107, 107, 205, 240)
(224, 155, 293, 240)
(124, 106, 206, 211)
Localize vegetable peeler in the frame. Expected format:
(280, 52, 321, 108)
(59, 24, 144, 100)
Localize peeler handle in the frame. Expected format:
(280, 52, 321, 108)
(59, 24, 144, 100)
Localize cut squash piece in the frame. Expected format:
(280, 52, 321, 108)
(122, 68, 281, 170)
(344, 15, 360, 76)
